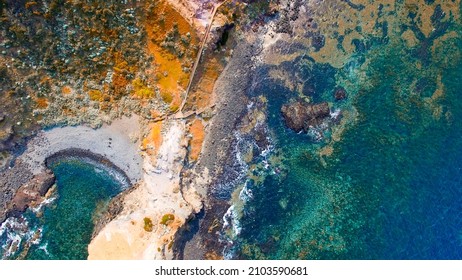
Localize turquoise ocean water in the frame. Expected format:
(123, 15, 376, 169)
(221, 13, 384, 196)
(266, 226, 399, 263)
(0, 159, 122, 259)
(230, 5, 462, 259)
(0, 1, 460, 261)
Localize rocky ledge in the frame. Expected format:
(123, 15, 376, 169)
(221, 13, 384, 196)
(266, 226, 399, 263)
(281, 100, 330, 133)
(0, 165, 55, 223)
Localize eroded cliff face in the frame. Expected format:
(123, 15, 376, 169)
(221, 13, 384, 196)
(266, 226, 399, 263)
(1, 0, 283, 259)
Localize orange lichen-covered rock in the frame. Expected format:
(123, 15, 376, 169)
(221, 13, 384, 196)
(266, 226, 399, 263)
(205, 251, 224, 260)
(111, 72, 129, 98)
(142, 122, 163, 159)
(188, 118, 205, 162)
(187, 57, 223, 111)
(35, 97, 49, 109)
(25, 2, 38, 9)
(88, 90, 103, 101)
(61, 86, 72, 95)
(150, 110, 163, 119)
(144, 0, 199, 108)
(132, 78, 154, 99)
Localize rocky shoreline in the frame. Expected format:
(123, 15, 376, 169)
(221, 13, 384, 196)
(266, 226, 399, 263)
(0, 0, 292, 260)
(46, 148, 137, 239)
(0, 162, 53, 224)
(0, 116, 141, 225)
(45, 148, 132, 189)
(0, 147, 135, 245)
(176, 28, 266, 259)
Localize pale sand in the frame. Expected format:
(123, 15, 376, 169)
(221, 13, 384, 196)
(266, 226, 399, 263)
(19, 116, 203, 259)
(88, 120, 202, 260)
(20, 115, 142, 183)
(165, 0, 214, 33)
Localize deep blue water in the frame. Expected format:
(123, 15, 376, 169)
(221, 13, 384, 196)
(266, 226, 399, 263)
(233, 9, 462, 259)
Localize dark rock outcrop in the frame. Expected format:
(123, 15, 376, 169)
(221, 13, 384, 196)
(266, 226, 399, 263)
(3, 170, 55, 221)
(334, 87, 347, 101)
(281, 100, 330, 132)
(0, 162, 34, 223)
(34, 171, 56, 196)
(92, 188, 130, 238)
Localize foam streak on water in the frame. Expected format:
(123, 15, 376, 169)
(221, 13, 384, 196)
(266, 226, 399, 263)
(220, 124, 277, 259)
(0, 157, 125, 260)
(0, 217, 40, 259)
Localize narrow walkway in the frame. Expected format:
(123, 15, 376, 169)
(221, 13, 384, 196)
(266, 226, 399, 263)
(178, 0, 228, 113)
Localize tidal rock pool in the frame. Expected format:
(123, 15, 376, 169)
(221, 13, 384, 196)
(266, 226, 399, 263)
(0, 156, 127, 260)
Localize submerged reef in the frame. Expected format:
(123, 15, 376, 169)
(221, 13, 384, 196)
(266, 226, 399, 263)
(1, 0, 461, 260)
(220, 0, 462, 260)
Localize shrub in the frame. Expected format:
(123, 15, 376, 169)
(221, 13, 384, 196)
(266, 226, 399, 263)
(143, 217, 154, 232)
(160, 214, 175, 225)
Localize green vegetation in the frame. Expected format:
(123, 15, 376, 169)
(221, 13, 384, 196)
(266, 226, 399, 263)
(160, 213, 175, 225)
(143, 217, 154, 232)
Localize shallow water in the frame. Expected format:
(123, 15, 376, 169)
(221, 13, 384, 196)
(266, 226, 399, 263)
(0, 158, 123, 260)
(229, 3, 462, 260)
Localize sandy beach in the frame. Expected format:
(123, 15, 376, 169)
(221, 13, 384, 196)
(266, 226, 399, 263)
(20, 115, 143, 183)
(88, 120, 202, 260)
(0, 113, 204, 259)
(0, 115, 143, 224)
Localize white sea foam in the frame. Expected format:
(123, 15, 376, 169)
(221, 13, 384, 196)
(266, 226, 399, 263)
(31, 194, 57, 214)
(220, 120, 276, 259)
(222, 205, 242, 236)
(38, 241, 50, 256)
(330, 109, 341, 119)
(213, 131, 250, 198)
(0, 217, 34, 259)
(239, 184, 254, 202)
(260, 145, 273, 158)
(0, 194, 54, 259)
(223, 247, 236, 260)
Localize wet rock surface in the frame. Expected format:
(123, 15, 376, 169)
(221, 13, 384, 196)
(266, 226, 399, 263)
(281, 100, 330, 132)
(0, 161, 55, 223)
(5, 171, 55, 218)
(92, 187, 132, 239)
(179, 33, 262, 259)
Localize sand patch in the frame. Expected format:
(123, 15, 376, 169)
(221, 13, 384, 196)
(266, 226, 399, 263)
(88, 120, 202, 260)
(20, 115, 142, 183)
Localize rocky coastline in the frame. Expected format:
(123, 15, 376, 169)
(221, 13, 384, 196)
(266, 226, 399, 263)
(0, 0, 289, 260)
(1, 146, 134, 234)
(45, 148, 132, 189)
(0, 115, 142, 236)
(0, 163, 53, 224)
(174, 25, 279, 259)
